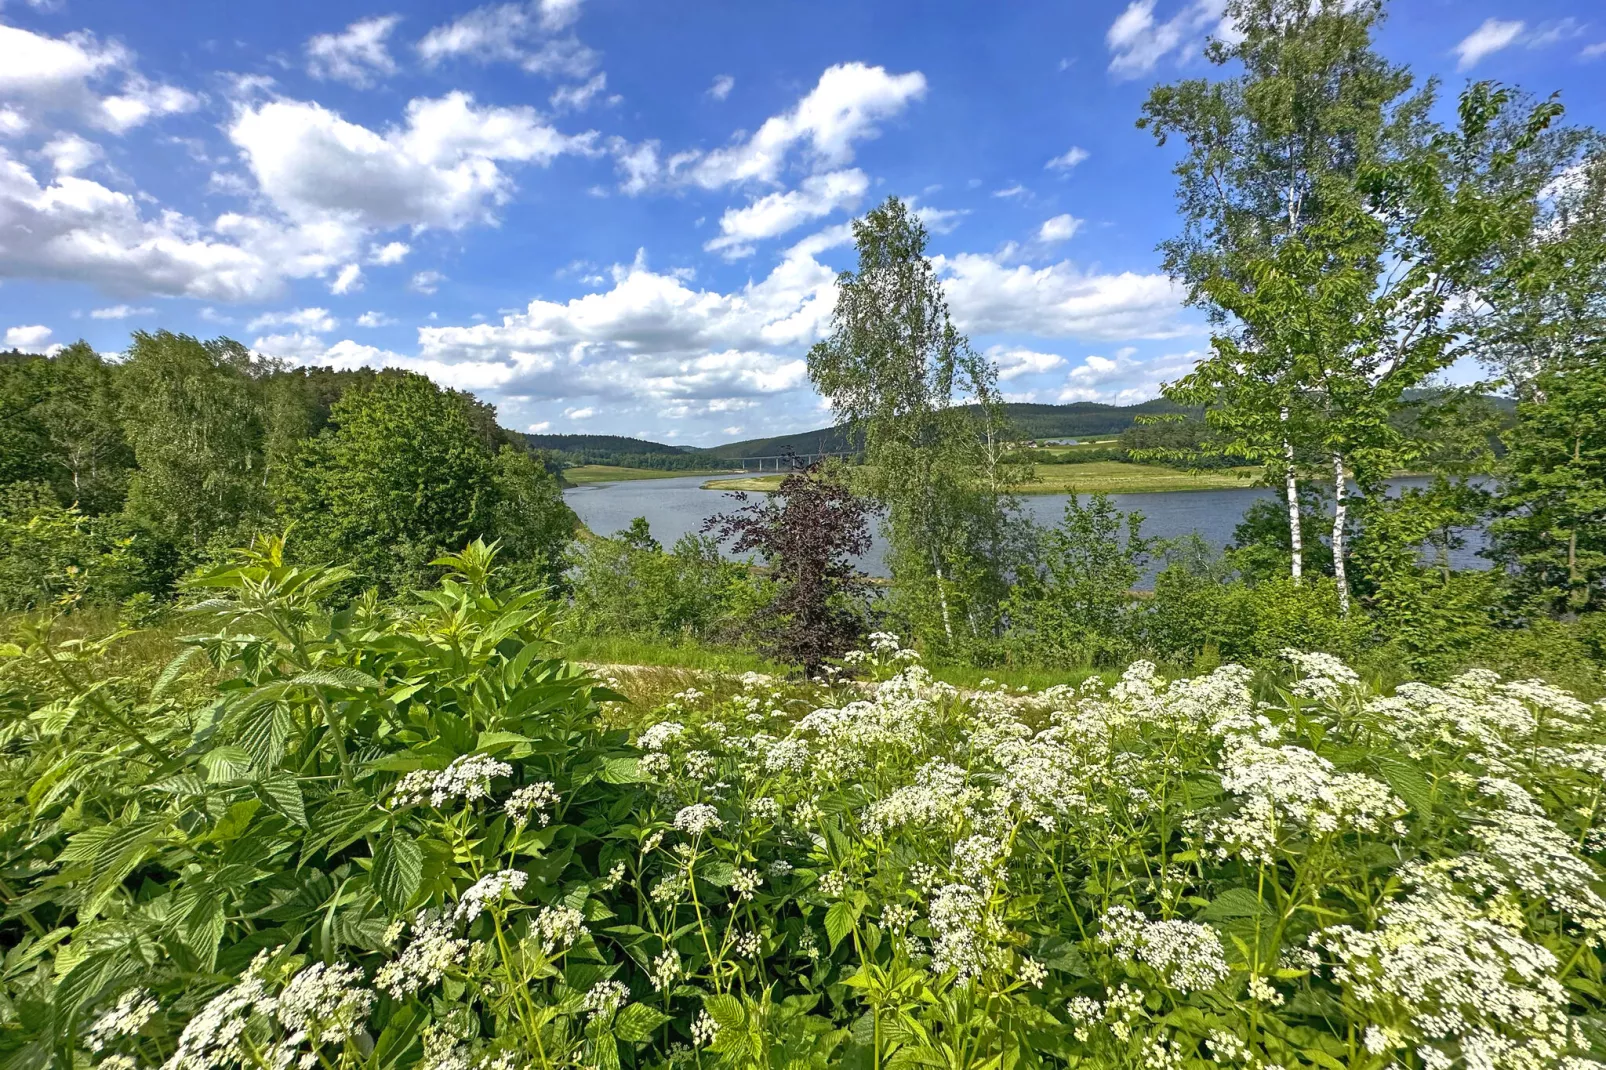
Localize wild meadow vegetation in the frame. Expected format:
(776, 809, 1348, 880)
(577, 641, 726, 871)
(4, 0, 1606, 1066)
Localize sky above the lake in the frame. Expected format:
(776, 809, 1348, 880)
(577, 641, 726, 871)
(3, 0, 1604, 445)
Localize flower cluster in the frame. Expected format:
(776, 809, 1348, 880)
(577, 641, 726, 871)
(390, 754, 512, 809)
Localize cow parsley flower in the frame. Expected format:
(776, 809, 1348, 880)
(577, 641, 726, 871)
(87, 989, 158, 1052)
(639, 722, 685, 751)
(1098, 905, 1229, 992)
(276, 962, 374, 1049)
(582, 979, 630, 1021)
(534, 904, 587, 953)
(375, 915, 469, 999)
(454, 869, 528, 922)
(504, 783, 557, 827)
(390, 754, 512, 809)
(674, 804, 722, 836)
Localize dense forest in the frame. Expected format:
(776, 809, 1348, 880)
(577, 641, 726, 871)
(4, 1, 1606, 1068)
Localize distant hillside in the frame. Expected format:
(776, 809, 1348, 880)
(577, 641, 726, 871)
(519, 433, 698, 456)
(705, 400, 1197, 459)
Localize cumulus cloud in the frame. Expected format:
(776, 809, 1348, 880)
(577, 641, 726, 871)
(986, 345, 1067, 380)
(90, 304, 153, 318)
(229, 92, 594, 233)
(368, 241, 410, 265)
(40, 133, 102, 175)
(1038, 213, 1083, 243)
(621, 62, 924, 192)
(356, 311, 396, 327)
(0, 23, 198, 132)
(705, 169, 868, 258)
(306, 15, 402, 87)
(330, 263, 363, 293)
(4, 324, 53, 349)
(1046, 146, 1089, 171)
(0, 145, 283, 300)
(936, 251, 1190, 341)
(550, 72, 609, 111)
(1106, 0, 1229, 79)
(410, 269, 445, 293)
(416, 1, 596, 77)
(708, 74, 735, 100)
(248, 307, 339, 332)
(1057, 347, 1201, 403)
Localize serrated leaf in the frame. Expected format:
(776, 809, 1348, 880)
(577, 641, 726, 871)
(704, 992, 745, 1031)
(600, 756, 645, 784)
(613, 1002, 669, 1043)
(1198, 888, 1269, 922)
(235, 699, 292, 771)
(255, 773, 308, 828)
(372, 829, 422, 912)
(1377, 756, 1434, 817)
(825, 900, 857, 952)
(151, 646, 203, 699)
(201, 746, 251, 783)
(288, 667, 380, 690)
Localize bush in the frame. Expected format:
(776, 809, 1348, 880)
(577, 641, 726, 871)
(566, 518, 762, 646)
(0, 482, 171, 611)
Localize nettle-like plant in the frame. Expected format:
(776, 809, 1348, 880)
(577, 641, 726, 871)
(1, 537, 672, 1069)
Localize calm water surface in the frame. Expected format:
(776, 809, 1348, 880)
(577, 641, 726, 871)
(563, 474, 1489, 586)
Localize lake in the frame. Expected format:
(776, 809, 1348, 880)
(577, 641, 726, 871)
(563, 473, 1491, 586)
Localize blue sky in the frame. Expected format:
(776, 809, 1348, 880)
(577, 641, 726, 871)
(1, 0, 1602, 444)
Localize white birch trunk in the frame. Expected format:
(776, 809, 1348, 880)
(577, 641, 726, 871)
(1281, 408, 1303, 585)
(1331, 451, 1349, 617)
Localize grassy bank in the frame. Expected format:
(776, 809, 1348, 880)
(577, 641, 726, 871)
(704, 461, 1262, 495)
(564, 463, 737, 484)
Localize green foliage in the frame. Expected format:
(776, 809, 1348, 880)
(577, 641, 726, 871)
(566, 519, 763, 646)
(1000, 493, 1152, 667)
(0, 342, 133, 515)
(490, 445, 580, 593)
(119, 331, 274, 554)
(278, 372, 515, 592)
(0, 483, 168, 612)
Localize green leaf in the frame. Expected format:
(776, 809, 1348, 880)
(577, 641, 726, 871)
(600, 756, 646, 784)
(372, 829, 422, 912)
(200, 745, 252, 783)
(235, 698, 292, 771)
(613, 1002, 669, 1043)
(255, 773, 308, 828)
(825, 900, 858, 951)
(1198, 888, 1269, 922)
(288, 667, 380, 690)
(1377, 756, 1435, 817)
(704, 992, 745, 1032)
(151, 646, 204, 699)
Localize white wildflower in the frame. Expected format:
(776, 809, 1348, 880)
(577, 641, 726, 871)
(87, 989, 158, 1051)
(504, 783, 557, 827)
(533, 904, 587, 953)
(375, 915, 469, 999)
(390, 754, 511, 809)
(673, 804, 722, 837)
(276, 962, 374, 1049)
(454, 869, 528, 923)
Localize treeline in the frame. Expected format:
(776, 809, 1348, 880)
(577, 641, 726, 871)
(0, 331, 576, 608)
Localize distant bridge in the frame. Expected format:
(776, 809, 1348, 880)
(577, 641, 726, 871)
(733, 452, 857, 472)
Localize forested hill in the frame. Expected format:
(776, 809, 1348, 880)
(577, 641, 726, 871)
(522, 399, 1200, 467)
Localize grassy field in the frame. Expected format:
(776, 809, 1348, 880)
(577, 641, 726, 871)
(704, 461, 1262, 495)
(564, 463, 737, 484)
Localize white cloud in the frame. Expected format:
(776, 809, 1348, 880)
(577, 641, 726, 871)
(936, 251, 1191, 341)
(1106, 0, 1228, 79)
(4, 324, 52, 349)
(1455, 18, 1525, 69)
(645, 62, 925, 191)
(416, 2, 596, 77)
(1453, 18, 1584, 69)
(229, 92, 594, 234)
(527, 420, 551, 431)
(40, 133, 102, 175)
(356, 311, 396, 327)
(330, 263, 363, 294)
(1046, 146, 1089, 171)
(564, 406, 595, 420)
(986, 345, 1067, 380)
(251, 331, 331, 362)
(708, 74, 735, 101)
(1038, 213, 1083, 243)
(992, 184, 1027, 199)
(90, 304, 153, 318)
(0, 23, 197, 133)
(248, 307, 339, 332)
(0, 107, 28, 137)
(705, 169, 868, 258)
(912, 204, 965, 234)
(0, 145, 283, 300)
(550, 72, 608, 111)
(1054, 348, 1203, 403)
(1585, 41, 1606, 60)
(306, 15, 402, 87)
(410, 269, 445, 293)
(368, 241, 410, 265)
